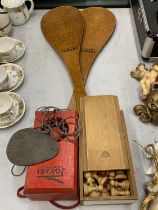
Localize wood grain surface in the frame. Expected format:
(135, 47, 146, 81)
(41, 6, 86, 110)
(68, 8, 116, 110)
(79, 95, 138, 202)
(81, 95, 128, 170)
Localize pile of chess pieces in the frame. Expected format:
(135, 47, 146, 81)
(83, 170, 130, 197)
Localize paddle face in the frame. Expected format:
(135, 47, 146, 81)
(41, 6, 83, 59)
(81, 7, 116, 80)
(6, 128, 59, 166)
(68, 7, 116, 110)
(41, 6, 86, 110)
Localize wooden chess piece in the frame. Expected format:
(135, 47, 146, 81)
(106, 183, 112, 191)
(93, 174, 109, 188)
(101, 188, 110, 197)
(97, 185, 104, 192)
(100, 176, 109, 186)
(93, 174, 102, 184)
(83, 183, 97, 196)
(97, 171, 109, 177)
(84, 172, 95, 185)
(110, 180, 130, 190)
(91, 182, 98, 187)
(116, 170, 125, 175)
(89, 191, 101, 197)
(115, 171, 127, 181)
(111, 187, 130, 196)
(109, 171, 115, 179)
(83, 183, 104, 195)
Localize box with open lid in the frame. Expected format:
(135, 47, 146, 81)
(79, 95, 138, 205)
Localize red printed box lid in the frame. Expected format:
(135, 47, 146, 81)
(24, 111, 78, 201)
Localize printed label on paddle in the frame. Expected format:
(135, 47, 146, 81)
(81, 48, 95, 53)
(61, 47, 77, 53)
(37, 166, 65, 184)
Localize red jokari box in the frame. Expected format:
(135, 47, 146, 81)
(24, 111, 78, 201)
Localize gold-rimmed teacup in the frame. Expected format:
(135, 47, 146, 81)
(0, 37, 19, 60)
(0, 66, 9, 91)
(0, 92, 13, 118)
(0, 8, 11, 37)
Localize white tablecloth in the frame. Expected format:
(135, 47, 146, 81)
(0, 8, 155, 210)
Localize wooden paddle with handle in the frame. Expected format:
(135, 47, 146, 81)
(41, 6, 86, 111)
(68, 7, 116, 110)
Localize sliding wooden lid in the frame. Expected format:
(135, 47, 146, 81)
(80, 95, 129, 171)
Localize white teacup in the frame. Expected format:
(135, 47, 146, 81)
(1, 0, 34, 26)
(0, 67, 9, 91)
(0, 8, 12, 37)
(0, 93, 13, 117)
(0, 37, 19, 59)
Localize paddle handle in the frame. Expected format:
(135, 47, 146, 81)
(68, 92, 76, 110)
(68, 64, 89, 111)
(73, 84, 86, 111)
(67, 62, 86, 111)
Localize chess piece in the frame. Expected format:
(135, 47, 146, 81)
(97, 171, 109, 177)
(106, 183, 112, 191)
(91, 182, 98, 187)
(83, 183, 97, 196)
(93, 174, 102, 184)
(109, 171, 115, 179)
(115, 171, 127, 181)
(101, 188, 110, 197)
(102, 177, 109, 187)
(115, 170, 125, 175)
(100, 177, 109, 186)
(83, 183, 103, 195)
(93, 174, 109, 187)
(84, 171, 95, 185)
(110, 180, 130, 190)
(89, 191, 101, 197)
(97, 185, 104, 192)
(111, 187, 130, 196)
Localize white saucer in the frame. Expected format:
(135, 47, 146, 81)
(0, 92, 25, 129)
(0, 63, 24, 92)
(0, 38, 25, 63)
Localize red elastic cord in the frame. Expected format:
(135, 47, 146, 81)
(50, 199, 80, 209)
(17, 186, 27, 198)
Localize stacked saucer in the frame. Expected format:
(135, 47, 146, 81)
(0, 37, 26, 129)
(0, 63, 24, 92)
(0, 92, 25, 128)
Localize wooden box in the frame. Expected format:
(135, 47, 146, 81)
(79, 95, 137, 205)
